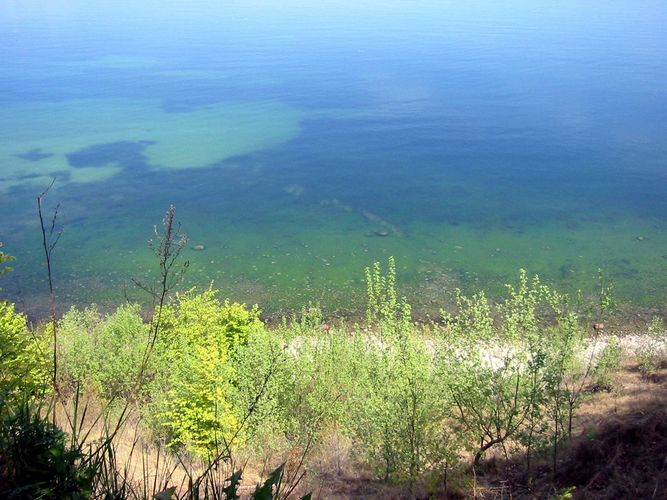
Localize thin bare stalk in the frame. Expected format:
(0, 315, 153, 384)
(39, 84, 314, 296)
(36, 179, 62, 398)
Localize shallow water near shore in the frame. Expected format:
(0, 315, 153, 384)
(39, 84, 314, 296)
(1, 0, 666, 317)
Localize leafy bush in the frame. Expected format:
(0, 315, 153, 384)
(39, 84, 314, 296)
(439, 273, 552, 467)
(0, 301, 48, 400)
(436, 270, 608, 474)
(57, 304, 148, 399)
(0, 401, 94, 499)
(347, 259, 451, 484)
(353, 326, 449, 483)
(593, 336, 623, 389)
(0, 242, 14, 279)
(276, 325, 360, 450)
(229, 325, 289, 447)
(152, 287, 263, 454)
(636, 316, 665, 378)
(157, 287, 261, 354)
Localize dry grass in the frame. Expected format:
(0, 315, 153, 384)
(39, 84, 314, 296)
(549, 358, 667, 499)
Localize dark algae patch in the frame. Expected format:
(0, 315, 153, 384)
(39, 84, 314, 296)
(13, 148, 53, 162)
(66, 141, 156, 171)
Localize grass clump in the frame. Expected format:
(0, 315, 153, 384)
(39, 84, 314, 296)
(636, 315, 665, 379)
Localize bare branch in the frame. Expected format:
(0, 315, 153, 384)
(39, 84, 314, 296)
(36, 179, 62, 400)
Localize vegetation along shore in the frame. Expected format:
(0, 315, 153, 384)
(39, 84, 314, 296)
(1, 206, 666, 499)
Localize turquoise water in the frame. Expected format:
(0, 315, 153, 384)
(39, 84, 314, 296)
(1, 0, 667, 317)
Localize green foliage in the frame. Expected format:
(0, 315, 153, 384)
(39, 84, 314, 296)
(554, 486, 577, 499)
(2, 248, 631, 494)
(153, 287, 263, 454)
(287, 302, 324, 336)
(229, 325, 288, 443)
(439, 273, 552, 466)
(276, 329, 354, 441)
(353, 326, 449, 483)
(437, 270, 605, 473)
(0, 301, 48, 400)
(597, 268, 616, 317)
(636, 315, 665, 377)
(0, 242, 14, 279)
(354, 258, 451, 483)
(158, 286, 261, 354)
(541, 310, 589, 468)
(648, 315, 665, 337)
(157, 334, 239, 454)
(593, 335, 623, 389)
(57, 304, 149, 399)
(366, 256, 402, 329)
(0, 400, 95, 499)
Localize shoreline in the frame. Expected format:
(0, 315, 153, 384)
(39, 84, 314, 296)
(9, 285, 666, 333)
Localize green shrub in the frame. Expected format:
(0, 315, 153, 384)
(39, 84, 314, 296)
(353, 325, 450, 483)
(229, 325, 289, 446)
(0, 242, 14, 279)
(436, 271, 601, 473)
(0, 401, 94, 499)
(276, 326, 360, 447)
(347, 258, 451, 484)
(0, 301, 48, 400)
(593, 335, 623, 389)
(636, 316, 665, 378)
(439, 277, 549, 467)
(152, 287, 263, 455)
(158, 287, 261, 353)
(57, 304, 148, 399)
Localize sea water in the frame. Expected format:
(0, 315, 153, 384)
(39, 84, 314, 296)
(1, 0, 666, 317)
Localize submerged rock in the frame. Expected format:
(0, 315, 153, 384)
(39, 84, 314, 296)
(284, 184, 304, 196)
(366, 230, 390, 237)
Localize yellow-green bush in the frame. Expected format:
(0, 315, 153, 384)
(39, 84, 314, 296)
(0, 301, 48, 399)
(152, 287, 263, 455)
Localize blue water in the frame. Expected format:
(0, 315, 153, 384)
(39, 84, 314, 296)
(1, 0, 667, 317)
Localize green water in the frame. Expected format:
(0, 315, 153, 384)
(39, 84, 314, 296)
(1, 0, 666, 317)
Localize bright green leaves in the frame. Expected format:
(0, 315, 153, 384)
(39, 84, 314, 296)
(153, 287, 263, 455)
(159, 287, 261, 355)
(441, 290, 493, 345)
(0, 243, 14, 279)
(56, 287, 266, 456)
(352, 258, 451, 483)
(157, 339, 239, 454)
(0, 301, 48, 399)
